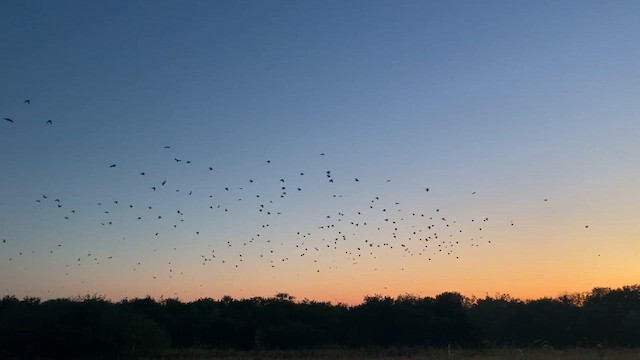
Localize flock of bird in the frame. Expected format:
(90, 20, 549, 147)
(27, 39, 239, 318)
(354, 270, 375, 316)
(1, 99, 589, 297)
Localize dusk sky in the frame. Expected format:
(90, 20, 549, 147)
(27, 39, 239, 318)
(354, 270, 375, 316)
(1, 1, 639, 304)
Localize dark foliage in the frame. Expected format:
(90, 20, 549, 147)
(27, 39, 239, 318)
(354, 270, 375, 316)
(1, 285, 639, 358)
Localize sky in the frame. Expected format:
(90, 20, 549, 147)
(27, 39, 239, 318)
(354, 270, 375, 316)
(1, 0, 639, 305)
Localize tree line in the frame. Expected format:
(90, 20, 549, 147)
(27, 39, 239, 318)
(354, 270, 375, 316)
(1, 285, 639, 358)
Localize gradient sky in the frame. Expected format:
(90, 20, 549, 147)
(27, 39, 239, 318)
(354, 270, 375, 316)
(1, 1, 639, 304)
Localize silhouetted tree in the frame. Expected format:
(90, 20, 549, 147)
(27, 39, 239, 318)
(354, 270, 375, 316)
(1, 285, 640, 357)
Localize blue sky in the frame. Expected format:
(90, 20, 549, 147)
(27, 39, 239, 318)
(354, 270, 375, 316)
(1, 1, 639, 303)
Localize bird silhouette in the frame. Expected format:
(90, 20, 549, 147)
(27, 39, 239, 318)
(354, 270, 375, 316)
(24, 99, 30, 104)
(3, 118, 14, 123)
(46, 120, 53, 125)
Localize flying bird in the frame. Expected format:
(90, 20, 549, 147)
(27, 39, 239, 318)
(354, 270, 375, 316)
(46, 120, 53, 125)
(109, 164, 116, 168)
(3, 118, 13, 123)
(24, 99, 30, 104)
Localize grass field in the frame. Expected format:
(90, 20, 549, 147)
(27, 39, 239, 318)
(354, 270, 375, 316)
(159, 347, 640, 360)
